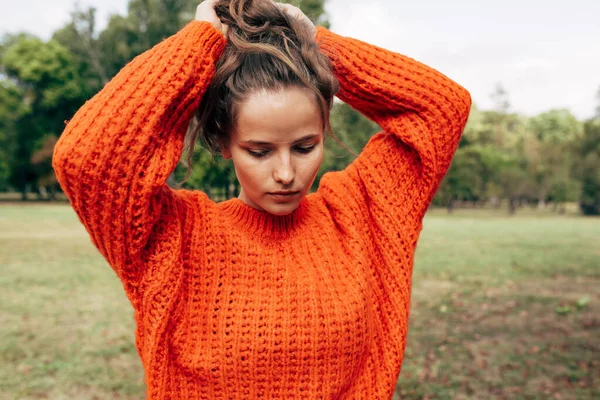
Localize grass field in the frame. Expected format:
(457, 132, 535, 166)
(0, 204, 598, 399)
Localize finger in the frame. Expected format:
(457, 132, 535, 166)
(278, 3, 297, 18)
(276, 3, 293, 11)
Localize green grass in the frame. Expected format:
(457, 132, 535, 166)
(0, 204, 598, 399)
(397, 209, 599, 400)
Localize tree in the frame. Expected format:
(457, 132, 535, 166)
(435, 145, 509, 212)
(596, 86, 600, 119)
(314, 101, 380, 190)
(286, 0, 330, 28)
(460, 104, 489, 147)
(489, 82, 510, 148)
(573, 120, 600, 215)
(527, 109, 583, 207)
(2, 35, 85, 198)
(98, 0, 197, 78)
(436, 147, 485, 212)
(53, 6, 108, 94)
(497, 155, 533, 215)
(0, 81, 27, 191)
(30, 135, 60, 200)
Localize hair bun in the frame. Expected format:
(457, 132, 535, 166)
(182, 0, 340, 173)
(214, 0, 305, 46)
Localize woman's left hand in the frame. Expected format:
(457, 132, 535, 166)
(276, 2, 317, 37)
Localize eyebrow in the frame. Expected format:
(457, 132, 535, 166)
(241, 134, 320, 146)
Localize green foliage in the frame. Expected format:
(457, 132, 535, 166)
(173, 144, 237, 196)
(438, 95, 587, 214)
(314, 102, 379, 189)
(286, 0, 330, 28)
(573, 120, 600, 215)
(52, 7, 108, 95)
(461, 105, 528, 150)
(596, 86, 600, 118)
(0, 0, 596, 215)
(99, 0, 196, 77)
(3, 37, 83, 109)
(0, 81, 27, 190)
(437, 146, 493, 208)
(528, 109, 583, 144)
(0, 34, 86, 195)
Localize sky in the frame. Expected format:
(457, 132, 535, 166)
(2, 0, 599, 119)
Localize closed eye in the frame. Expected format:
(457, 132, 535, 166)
(295, 145, 316, 154)
(246, 145, 316, 158)
(246, 149, 269, 158)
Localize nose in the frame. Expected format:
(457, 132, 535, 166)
(273, 153, 294, 185)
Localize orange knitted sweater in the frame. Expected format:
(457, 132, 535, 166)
(53, 21, 471, 399)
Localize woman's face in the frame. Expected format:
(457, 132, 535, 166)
(222, 87, 324, 216)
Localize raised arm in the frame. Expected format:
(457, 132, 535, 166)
(315, 26, 471, 222)
(52, 21, 226, 284)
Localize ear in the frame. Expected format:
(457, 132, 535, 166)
(220, 140, 232, 159)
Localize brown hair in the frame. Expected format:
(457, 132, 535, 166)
(183, 0, 341, 181)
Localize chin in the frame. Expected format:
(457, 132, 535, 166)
(263, 199, 301, 216)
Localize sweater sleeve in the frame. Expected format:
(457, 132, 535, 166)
(315, 27, 471, 224)
(52, 21, 226, 285)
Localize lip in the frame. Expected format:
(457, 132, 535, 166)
(269, 191, 300, 195)
(268, 191, 300, 201)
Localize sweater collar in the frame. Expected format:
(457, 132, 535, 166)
(219, 196, 311, 240)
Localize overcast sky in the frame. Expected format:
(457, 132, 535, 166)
(2, 0, 599, 119)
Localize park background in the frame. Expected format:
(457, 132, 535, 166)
(0, 0, 598, 398)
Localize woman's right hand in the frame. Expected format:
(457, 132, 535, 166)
(196, 0, 228, 35)
(276, 2, 316, 37)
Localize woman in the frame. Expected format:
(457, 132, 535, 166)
(52, 0, 471, 398)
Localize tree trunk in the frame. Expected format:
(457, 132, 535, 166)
(508, 198, 518, 215)
(537, 199, 546, 209)
(19, 171, 27, 201)
(47, 185, 57, 201)
(36, 185, 45, 200)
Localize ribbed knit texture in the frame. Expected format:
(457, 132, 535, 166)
(53, 21, 471, 399)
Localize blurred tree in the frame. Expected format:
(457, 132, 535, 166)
(2, 36, 85, 198)
(173, 143, 237, 197)
(461, 100, 527, 152)
(450, 90, 533, 213)
(286, 0, 330, 28)
(9, 0, 591, 212)
(53, 6, 108, 94)
(489, 82, 510, 148)
(435, 145, 509, 212)
(596, 86, 600, 118)
(0, 81, 27, 191)
(97, 14, 141, 78)
(528, 109, 582, 144)
(30, 135, 60, 200)
(573, 120, 600, 215)
(314, 101, 379, 190)
(436, 147, 485, 212)
(460, 105, 488, 146)
(99, 0, 192, 78)
(497, 154, 533, 215)
(527, 109, 583, 207)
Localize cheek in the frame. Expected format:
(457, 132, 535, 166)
(231, 153, 267, 188)
(299, 147, 324, 180)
